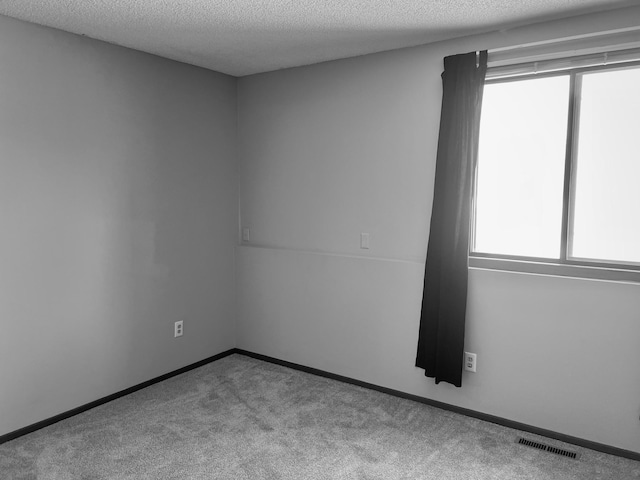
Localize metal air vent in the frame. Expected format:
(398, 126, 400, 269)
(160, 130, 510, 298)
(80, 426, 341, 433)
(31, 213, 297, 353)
(516, 437, 580, 460)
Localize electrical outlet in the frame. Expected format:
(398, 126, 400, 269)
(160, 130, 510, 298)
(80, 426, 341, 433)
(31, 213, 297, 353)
(174, 321, 184, 338)
(464, 352, 477, 372)
(242, 227, 250, 243)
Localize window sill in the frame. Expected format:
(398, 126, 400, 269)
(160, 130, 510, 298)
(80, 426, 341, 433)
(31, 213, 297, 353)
(468, 256, 640, 284)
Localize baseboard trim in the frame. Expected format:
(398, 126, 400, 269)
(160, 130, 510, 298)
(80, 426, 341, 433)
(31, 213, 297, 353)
(236, 349, 640, 462)
(0, 348, 237, 445)
(4, 347, 639, 462)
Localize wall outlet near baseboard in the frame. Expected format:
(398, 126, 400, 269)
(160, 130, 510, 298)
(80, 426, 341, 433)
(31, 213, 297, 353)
(464, 352, 477, 372)
(174, 321, 184, 338)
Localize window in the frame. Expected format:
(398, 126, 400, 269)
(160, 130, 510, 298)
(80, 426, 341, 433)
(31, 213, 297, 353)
(471, 58, 640, 281)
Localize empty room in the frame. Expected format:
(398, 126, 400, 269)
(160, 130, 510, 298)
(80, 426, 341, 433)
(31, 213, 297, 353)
(1, 1, 639, 478)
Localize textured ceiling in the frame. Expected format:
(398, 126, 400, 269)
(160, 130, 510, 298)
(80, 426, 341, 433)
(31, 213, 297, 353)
(0, 0, 636, 76)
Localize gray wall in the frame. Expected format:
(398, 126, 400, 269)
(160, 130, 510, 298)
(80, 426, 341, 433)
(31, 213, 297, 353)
(0, 15, 237, 436)
(237, 7, 640, 453)
(3, 4, 640, 455)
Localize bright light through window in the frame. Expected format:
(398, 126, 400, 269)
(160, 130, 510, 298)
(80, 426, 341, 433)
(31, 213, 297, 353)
(474, 76, 570, 258)
(570, 67, 640, 264)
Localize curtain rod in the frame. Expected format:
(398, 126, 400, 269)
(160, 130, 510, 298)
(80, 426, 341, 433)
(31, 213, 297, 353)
(487, 26, 640, 68)
(489, 26, 640, 54)
(486, 47, 640, 79)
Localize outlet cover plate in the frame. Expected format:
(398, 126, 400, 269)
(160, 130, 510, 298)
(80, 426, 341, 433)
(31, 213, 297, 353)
(174, 321, 184, 338)
(464, 352, 477, 372)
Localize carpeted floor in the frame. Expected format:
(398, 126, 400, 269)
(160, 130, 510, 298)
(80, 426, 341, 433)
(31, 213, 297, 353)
(1, 354, 639, 479)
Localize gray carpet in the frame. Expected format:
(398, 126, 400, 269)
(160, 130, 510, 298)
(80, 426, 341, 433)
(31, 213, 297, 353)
(1, 354, 639, 479)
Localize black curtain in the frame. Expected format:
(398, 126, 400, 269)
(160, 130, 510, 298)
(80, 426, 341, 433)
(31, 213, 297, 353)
(416, 50, 488, 387)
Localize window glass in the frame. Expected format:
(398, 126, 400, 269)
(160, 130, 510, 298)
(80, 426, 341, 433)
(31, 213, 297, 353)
(474, 76, 570, 258)
(570, 67, 640, 264)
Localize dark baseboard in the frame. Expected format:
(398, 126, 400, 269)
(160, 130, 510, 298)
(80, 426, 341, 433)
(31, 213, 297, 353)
(3, 347, 638, 462)
(0, 348, 237, 445)
(236, 349, 640, 462)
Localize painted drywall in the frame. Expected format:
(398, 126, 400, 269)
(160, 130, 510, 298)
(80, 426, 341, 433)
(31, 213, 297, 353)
(0, 15, 237, 437)
(237, 7, 640, 453)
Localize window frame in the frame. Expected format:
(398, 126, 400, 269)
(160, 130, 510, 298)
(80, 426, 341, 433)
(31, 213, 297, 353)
(469, 59, 640, 283)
